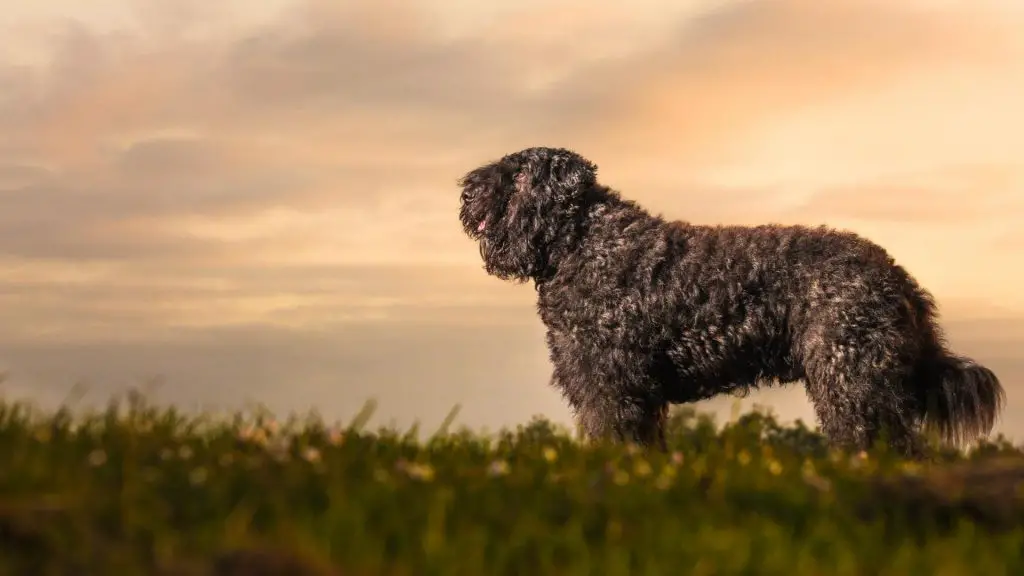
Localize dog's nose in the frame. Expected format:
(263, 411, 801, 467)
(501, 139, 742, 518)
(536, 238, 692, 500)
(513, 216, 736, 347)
(460, 189, 472, 203)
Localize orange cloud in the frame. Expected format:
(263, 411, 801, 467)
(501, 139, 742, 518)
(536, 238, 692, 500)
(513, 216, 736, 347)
(580, 0, 1019, 165)
(793, 164, 1024, 223)
(0, 0, 1020, 326)
(0, 11, 1018, 331)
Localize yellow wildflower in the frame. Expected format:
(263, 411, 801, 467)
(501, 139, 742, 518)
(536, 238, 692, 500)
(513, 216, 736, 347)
(737, 450, 751, 466)
(633, 459, 653, 478)
(487, 460, 510, 477)
(302, 447, 322, 463)
(87, 449, 107, 467)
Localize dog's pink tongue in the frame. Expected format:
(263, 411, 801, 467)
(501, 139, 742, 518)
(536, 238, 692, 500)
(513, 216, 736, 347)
(477, 220, 486, 232)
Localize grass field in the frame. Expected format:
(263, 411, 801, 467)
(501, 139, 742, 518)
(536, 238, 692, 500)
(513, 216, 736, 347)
(1, 393, 1024, 575)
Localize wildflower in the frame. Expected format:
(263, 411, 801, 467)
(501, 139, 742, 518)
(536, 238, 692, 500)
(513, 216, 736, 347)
(87, 449, 107, 467)
(542, 446, 558, 463)
(849, 452, 869, 470)
(656, 462, 677, 487)
(487, 459, 510, 477)
(238, 426, 268, 446)
(327, 428, 345, 446)
(302, 447, 322, 463)
(802, 469, 831, 492)
(189, 467, 208, 486)
(671, 451, 684, 465)
(178, 445, 193, 460)
(269, 436, 291, 457)
(801, 460, 831, 492)
(253, 428, 268, 446)
(264, 419, 281, 436)
(633, 458, 653, 478)
(690, 457, 707, 475)
(767, 459, 783, 476)
(736, 450, 751, 466)
(900, 461, 921, 476)
(612, 468, 630, 486)
(405, 462, 435, 482)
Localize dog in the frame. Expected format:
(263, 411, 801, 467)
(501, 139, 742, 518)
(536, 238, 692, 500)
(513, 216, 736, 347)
(458, 146, 1004, 454)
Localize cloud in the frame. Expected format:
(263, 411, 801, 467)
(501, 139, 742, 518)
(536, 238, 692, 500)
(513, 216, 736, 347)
(1, 0, 1022, 435)
(573, 0, 1019, 166)
(1, 317, 1021, 437)
(0, 260, 537, 343)
(792, 163, 1024, 223)
(2, 0, 1018, 268)
(0, 319, 565, 433)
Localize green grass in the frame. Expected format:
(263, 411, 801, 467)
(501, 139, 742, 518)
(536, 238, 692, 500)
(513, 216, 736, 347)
(1, 393, 1023, 575)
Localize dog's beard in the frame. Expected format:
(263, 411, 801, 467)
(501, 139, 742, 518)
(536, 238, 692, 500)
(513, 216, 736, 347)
(470, 202, 491, 234)
(460, 204, 489, 239)
(478, 236, 491, 264)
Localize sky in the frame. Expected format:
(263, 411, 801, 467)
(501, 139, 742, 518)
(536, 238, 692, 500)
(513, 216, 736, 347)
(0, 0, 1022, 438)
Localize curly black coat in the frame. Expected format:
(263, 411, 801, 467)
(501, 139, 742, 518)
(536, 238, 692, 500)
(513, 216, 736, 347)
(458, 146, 1005, 454)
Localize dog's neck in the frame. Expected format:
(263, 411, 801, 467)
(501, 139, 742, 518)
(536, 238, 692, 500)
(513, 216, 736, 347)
(532, 186, 654, 286)
(581, 186, 656, 234)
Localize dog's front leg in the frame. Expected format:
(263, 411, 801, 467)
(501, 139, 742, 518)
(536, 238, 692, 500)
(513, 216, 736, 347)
(556, 365, 668, 451)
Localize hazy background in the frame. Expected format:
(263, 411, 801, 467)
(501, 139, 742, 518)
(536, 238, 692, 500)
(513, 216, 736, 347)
(1, 0, 1022, 437)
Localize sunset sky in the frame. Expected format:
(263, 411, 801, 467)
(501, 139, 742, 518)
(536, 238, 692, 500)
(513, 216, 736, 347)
(1, 0, 1022, 438)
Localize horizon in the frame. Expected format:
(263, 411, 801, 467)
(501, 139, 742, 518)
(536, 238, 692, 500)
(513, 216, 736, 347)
(1, 0, 1022, 440)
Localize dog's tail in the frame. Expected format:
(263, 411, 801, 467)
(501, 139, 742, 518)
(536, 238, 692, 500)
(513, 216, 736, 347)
(918, 352, 1005, 447)
(901, 270, 1005, 447)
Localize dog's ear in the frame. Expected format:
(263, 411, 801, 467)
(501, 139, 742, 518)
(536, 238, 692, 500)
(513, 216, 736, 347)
(517, 148, 597, 203)
(548, 150, 597, 201)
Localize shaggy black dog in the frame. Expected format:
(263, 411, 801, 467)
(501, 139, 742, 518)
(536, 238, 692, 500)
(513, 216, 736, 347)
(458, 146, 1005, 454)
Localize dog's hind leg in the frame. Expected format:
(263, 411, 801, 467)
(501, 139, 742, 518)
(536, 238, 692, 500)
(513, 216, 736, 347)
(801, 321, 920, 455)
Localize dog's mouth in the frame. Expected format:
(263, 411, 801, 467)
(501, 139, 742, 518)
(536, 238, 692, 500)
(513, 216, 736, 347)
(464, 209, 488, 237)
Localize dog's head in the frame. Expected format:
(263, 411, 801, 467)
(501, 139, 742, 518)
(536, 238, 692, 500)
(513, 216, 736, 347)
(458, 147, 598, 282)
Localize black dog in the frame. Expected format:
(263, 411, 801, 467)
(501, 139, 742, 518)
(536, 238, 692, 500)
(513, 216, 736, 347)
(458, 146, 1004, 454)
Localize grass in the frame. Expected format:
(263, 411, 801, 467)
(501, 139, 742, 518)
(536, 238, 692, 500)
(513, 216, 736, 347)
(1, 392, 1024, 575)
